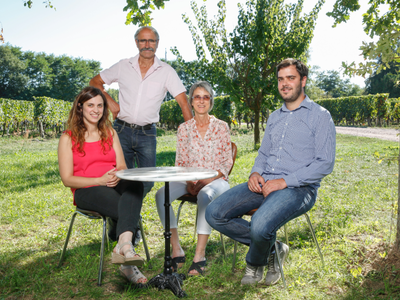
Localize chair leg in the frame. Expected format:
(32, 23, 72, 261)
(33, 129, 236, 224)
(220, 233, 226, 259)
(304, 213, 324, 266)
(58, 211, 78, 268)
(176, 201, 185, 225)
(139, 216, 151, 262)
(284, 223, 289, 246)
(97, 215, 107, 286)
(274, 241, 287, 289)
(232, 241, 238, 272)
(194, 207, 198, 242)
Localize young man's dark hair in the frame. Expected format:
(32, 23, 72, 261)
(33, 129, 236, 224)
(276, 58, 308, 80)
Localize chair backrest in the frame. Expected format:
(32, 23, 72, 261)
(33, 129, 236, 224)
(228, 142, 237, 176)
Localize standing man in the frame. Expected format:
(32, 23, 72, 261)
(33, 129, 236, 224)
(90, 26, 193, 196)
(206, 58, 336, 286)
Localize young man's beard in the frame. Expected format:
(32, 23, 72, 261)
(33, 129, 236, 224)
(280, 83, 302, 103)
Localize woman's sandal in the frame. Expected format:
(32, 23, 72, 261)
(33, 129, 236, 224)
(112, 241, 145, 266)
(171, 256, 186, 272)
(187, 259, 206, 276)
(119, 265, 147, 287)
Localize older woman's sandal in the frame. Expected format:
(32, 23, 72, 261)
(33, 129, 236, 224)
(112, 241, 145, 266)
(119, 265, 147, 287)
(171, 256, 186, 271)
(187, 259, 206, 276)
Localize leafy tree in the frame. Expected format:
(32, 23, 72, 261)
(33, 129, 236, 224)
(315, 70, 363, 98)
(24, 0, 168, 26)
(107, 88, 119, 103)
(23, 1, 54, 9)
(366, 59, 400, 98)
(327, 1, 400, 77)
(328, 1, 400, 251)
(21, 51, 53, 99)
(161, 59, 205, 101)
(47, 55, 101, 102)
(0, 45, 28, 99)
(305, 66, 363, 99)
(305, 82, 328, 101)
(123, 0, 169, 25)
(172, 0, 324, 147)
(0, 44, 101, 101)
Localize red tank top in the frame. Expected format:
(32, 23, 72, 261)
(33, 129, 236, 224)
(69, 133, 116, 205)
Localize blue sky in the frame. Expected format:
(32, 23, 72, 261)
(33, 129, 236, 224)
(1, 0, 373, 88)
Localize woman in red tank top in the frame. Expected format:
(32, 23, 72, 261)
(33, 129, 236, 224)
(58, 87, 147, 286)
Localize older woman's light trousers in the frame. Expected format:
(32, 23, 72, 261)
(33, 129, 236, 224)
(155, 178, 230, 235)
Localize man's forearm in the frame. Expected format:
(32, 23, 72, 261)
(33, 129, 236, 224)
(90, 74, 120, 119)
(175, 92, 193, 121)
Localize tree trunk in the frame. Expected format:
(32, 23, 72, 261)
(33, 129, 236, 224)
(38, 121, 45, 138)
(254, 109, 260, 147)
(396, 142, 400, 250)
(261, 114, 265, 131)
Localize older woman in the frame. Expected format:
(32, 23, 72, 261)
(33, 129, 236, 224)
(155, 81, 233, 276)
(58, 87, 147, 286)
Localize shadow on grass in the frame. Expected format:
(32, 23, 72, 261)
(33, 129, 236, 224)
(4, 224, 396, 299)
(156, 128, 178, 137)
(341, 245, 400, 299)
(0, 236, 250, 299)
(156, 150, 176, 167)
(3, 160, 60, 193)
(0, 241, 152, 298)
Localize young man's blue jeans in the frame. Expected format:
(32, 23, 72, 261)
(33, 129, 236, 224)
(113, 121, 157, 196)
(205, 182, 317, 267)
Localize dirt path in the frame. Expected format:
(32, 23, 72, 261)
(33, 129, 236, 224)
(335, 126, 399, 142)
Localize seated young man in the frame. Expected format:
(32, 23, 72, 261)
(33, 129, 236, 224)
(205, 58, 336, 285)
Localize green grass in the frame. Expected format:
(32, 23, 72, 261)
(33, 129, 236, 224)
(0, 129, 399, 299)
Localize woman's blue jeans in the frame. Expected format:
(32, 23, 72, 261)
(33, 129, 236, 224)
(113, 121, 157, 196)
(205, 182, 317, 267)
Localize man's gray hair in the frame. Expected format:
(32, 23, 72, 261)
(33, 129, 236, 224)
(134, 26, 160, 40)
(188, 81, 214, 112)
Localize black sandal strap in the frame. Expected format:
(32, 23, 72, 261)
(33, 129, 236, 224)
(188, 260, 207, 276)
(171, 256, 186, 271)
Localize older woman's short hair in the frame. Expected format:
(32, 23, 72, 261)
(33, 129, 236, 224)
(188, 81, 214, 112)
(134, 26, 160, 40)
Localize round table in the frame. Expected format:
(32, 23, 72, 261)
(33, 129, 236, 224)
(116, 167, 218, 297)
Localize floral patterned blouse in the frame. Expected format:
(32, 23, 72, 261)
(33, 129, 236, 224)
(175, 116, 233, 181)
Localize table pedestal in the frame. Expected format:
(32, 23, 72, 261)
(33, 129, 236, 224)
(147, 273, 186, 298)
(116, 168, 217, 298)
(146, 182, 187, 298)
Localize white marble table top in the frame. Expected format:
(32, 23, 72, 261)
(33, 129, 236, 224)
(116, 167, 218, 182)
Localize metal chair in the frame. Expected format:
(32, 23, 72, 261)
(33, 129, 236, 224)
(58, 207, 150, 286)
(232, 209, 324, 288)
(176, 142, 238, 258)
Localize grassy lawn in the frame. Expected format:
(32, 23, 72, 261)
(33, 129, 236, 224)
(0, 128, 399, 299)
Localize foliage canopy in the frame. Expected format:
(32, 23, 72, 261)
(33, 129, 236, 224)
(366, 58, 400, 98)
(327, 0, 400, 77)
(311, 69, 364, 98)
(23, 0, 168, 26)
(172, 0, 324, 146)
(0, 44, 101, 101)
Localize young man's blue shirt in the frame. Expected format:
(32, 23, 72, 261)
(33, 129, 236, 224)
(251, 95, 336, 189)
